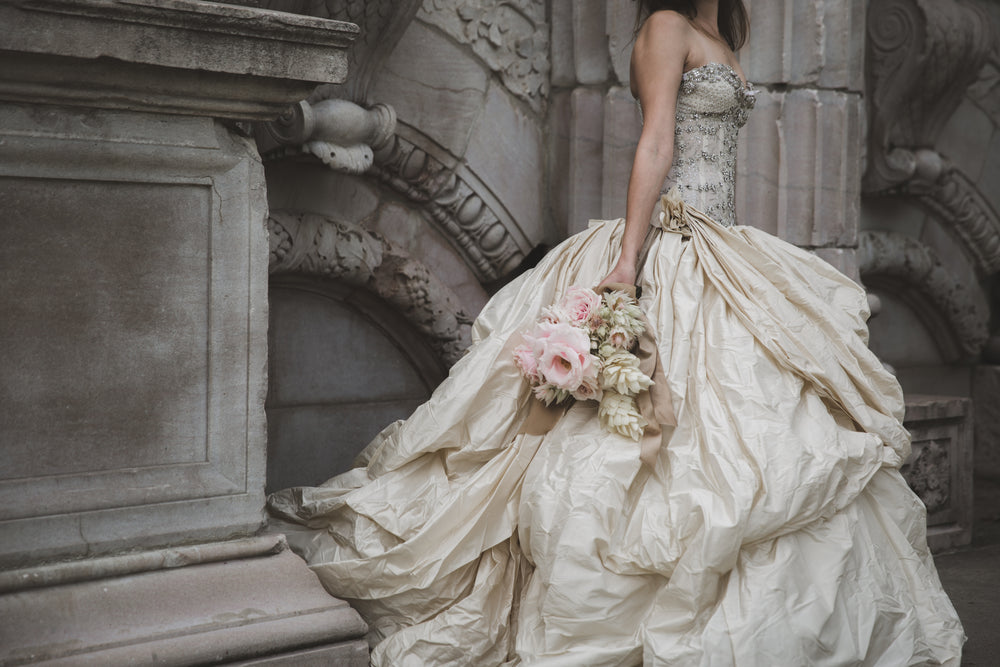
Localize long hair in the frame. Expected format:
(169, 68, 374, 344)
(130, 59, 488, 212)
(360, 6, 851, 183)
(635, 1, 749, 51)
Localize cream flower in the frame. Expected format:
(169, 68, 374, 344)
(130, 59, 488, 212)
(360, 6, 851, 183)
(601, 351, 653, 396)
(598, 391, 647, 441)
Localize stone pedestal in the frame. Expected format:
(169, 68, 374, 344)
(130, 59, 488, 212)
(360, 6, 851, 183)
(0, 1, 366, 663)
(902, 395, 974, 552)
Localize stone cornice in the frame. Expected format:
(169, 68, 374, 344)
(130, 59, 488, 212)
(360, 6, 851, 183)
(0, 0, 358, 119)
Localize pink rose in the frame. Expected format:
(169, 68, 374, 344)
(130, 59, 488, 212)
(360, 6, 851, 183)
(513, 342, 540, 384)
(558, 286, 601, 325)
(571, 363, 603, 402)
(536, 321, 593, 391)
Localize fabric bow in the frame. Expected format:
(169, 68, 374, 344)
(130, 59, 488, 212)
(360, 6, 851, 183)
(654, 187, 693, 237)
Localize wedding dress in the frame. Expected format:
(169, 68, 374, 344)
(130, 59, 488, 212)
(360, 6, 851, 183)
(267, 63, 965, 666)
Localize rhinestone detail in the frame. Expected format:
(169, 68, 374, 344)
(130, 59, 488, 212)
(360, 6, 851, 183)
(663, 62, 756, 227)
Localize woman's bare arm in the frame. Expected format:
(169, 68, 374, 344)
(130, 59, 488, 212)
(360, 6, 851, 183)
(598, 12, 689, 288)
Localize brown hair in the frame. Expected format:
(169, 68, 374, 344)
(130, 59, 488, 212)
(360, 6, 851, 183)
(635, 1, 749, 51)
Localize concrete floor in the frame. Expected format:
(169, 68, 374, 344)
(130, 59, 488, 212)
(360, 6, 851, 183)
(934, 476, 1000, 667)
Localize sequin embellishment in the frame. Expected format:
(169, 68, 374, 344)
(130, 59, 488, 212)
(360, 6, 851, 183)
(664, 62, 756, 228)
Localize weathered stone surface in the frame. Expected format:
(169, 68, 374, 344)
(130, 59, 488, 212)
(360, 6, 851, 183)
(741, 0, 864, 91)
(550, 0, 576, 87)
(548, 89, 573, 239)
(936, 98, 995, 181)
(0, 545, 368, 666)
(812, 248, 859, 283)
(606, 0, 635, 86)
(737, 88, 862, 247)
(370, 20, 489, 158)
(0, 103, 269, 568)
(573, 0, 610, 85)
(973, 366, 1000, 478)
(567, 87, 606, 235)
(465, 83, 546, 245)
(0, 0, 357, 119)
(602, 86, 642, 220)
(902, 394, 974, 552)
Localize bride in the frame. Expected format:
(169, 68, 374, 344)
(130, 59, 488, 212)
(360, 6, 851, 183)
(267, 0, 966, 664)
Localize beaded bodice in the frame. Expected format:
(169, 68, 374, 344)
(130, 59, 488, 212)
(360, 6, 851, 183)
(664, 63, 756, 227)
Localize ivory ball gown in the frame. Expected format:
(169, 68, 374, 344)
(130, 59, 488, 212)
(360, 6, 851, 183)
(267, 63, 965, 666)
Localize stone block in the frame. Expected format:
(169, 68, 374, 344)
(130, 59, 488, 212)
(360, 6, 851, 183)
(737, 88, 862, 247)
(811, 247, 859, 283)
(973, 365, 1000, 478)
(371, 20, 489, 158)
(607, 0, 635, 86)
(549, 89, 573, 239)
(0, 104, 269, 568)
(602, 86, 642, 220)
(0, 0, 357, 119)
(573, 0, 610, 85)
(550, 0, 576, 87)
(741, 0, 864, 91)
(902, 395, 974, 552)
(466, 83, 546, 245)
(568, 87, 606, 235)
(0, 543, 368, 665)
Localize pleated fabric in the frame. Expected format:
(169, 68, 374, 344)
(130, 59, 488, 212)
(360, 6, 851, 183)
(268, 208, 964, 666)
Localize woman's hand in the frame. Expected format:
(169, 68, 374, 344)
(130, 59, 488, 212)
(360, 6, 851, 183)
(597, 262, 637, 291)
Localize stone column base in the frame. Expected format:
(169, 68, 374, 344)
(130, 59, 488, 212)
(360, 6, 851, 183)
(0, 536, 367, 666)
(902, 395, 974, 553)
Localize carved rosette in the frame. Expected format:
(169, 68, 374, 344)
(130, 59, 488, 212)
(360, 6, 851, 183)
(268, 211, 473, 366)
(858, 231, 989, 360)
(418, 0, 550, 111)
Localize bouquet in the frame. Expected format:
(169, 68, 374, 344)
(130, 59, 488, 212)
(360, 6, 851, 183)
(513, 286, 653, 440)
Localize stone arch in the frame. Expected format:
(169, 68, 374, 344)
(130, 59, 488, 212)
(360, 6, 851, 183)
(268, 210, 473, 366)
(859, 230, 989, 362)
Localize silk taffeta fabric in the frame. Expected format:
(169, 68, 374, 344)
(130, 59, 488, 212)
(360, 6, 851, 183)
(267, 64, 964, 666)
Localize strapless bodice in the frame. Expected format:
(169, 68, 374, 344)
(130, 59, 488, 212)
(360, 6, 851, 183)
(664, 62, 756, 227)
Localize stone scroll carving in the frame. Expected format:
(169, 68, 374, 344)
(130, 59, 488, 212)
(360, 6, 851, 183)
(257, 98, 397, 174)
(268, 211, 473, 366)
(418, 0, 550, 111)
(858, 231, 989, 360)
(865, 0, 992, 192)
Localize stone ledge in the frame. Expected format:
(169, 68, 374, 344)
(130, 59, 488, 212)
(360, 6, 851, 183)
(0, 546, 367, 666)
(0, 0, 358, 119)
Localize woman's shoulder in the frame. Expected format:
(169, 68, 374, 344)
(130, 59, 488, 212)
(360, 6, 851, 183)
(637, 10, 695, 44)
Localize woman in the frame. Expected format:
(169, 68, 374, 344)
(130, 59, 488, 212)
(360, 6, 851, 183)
(268, 1, 966, 664)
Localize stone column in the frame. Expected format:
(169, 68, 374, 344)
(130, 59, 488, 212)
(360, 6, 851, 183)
(0, 1, 368, 663)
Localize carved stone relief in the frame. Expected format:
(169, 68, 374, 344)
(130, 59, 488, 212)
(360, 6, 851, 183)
(418, 0, 550, 111)
(269, 211, 473, 365)
(370, 130, 528, 283)
(858, 231, 989, 360)
(865, 0, 992, 192)
(901, 439, 951, 514)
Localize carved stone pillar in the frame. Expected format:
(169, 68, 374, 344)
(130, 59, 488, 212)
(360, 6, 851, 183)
(0, 1, 367, 663)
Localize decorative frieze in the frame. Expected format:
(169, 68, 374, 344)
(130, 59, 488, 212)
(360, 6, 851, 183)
(269, 211, 473, 366)
(858, 230, 989, 360)
(418, 0, 550, 110)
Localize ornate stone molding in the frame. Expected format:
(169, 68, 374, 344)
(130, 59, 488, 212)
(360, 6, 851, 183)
(858, 231, 989, 360)
(370, 128, 528, 282)
(908, 162, 1000, 276)
(268, 211, 472, 366)
(864, 0, 992, 192)
(418, 0, 550, 111)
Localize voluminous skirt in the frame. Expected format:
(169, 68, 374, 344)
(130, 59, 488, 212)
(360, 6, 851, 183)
(268, 209, 964, 666)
